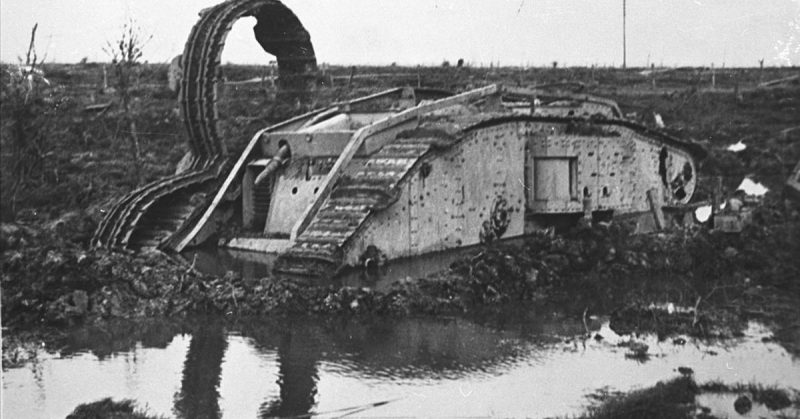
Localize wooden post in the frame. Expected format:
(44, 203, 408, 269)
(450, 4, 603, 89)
(102, 65, 108, 91)
(347, 66, 355, 89)
(269, 67, 275, 88)
(711, 62, 716, 89)
(417, 65, 421, 88)
(622, 0, 627, 69)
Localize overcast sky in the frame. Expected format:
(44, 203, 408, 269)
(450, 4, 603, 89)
(1, 0, 798, 67)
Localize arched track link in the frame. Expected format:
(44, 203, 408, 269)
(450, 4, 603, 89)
(91, 0, 317, 251)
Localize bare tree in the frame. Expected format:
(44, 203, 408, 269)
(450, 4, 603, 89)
(0, 23, 51, 217)
(103, 19, 152, 185)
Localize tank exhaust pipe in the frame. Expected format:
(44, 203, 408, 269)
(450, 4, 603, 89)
(255, 143, 291, 186)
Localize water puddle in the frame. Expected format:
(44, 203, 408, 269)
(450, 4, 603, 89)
(181, 243, 483, 291)
(180, 247, 274, 279)
(694, 204, 712, 223)
(737, 177, 769, 196)
(727, 140, 747, 152)
(3, 317, 798, 418)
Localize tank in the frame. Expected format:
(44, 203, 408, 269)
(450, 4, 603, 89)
(92, 0, 706, 277)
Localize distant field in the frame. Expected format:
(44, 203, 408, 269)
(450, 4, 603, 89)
(30, 61, 800, 90)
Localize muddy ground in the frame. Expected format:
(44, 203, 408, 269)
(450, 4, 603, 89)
(2, 64, 800, 371)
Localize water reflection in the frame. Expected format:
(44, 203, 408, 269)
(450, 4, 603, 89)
(258, 324, 320, 417)
(181, 244, 482, 291)
(181, 248, 273, 280)
(3, 316, 800, 418)
(174, 324, 227, 419)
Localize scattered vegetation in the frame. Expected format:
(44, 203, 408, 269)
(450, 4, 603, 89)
(0, 24, 55, 217)
(699, 382, 798, 411)
(579, 376, 800, 419)
(103, 19, 152, 186)
(66, 398, 165, 419)
(579, 376, 698, 419)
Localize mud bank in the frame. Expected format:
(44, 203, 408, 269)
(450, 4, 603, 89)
(54, 373, 800, 419)
(66, 399, 161, 419)
(579, 375, 800, 419)
(3, 191, 799, 357)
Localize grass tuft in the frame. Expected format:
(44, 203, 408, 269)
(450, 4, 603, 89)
(580, 376, 698, 419)
(65, 398, 166, 419)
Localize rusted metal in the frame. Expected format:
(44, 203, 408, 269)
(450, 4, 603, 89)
(174, 88, 427, 252)
(254, 144, 290, 186)
(139, 78, 705, 276)
(274, 137, 434, 275)
(503, 86, 623, 119)
(269, 88, 702, 275)
(288, 85, 499, 243)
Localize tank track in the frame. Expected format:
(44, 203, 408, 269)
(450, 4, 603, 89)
(90, 160, 224, 250)
(274, 135, 449, 276)
(92, 0, 316, 251)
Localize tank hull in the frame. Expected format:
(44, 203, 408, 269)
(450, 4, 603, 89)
(193, 85, 705, 276)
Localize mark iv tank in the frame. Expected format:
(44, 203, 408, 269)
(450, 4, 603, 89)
(92, 0, 706, 277)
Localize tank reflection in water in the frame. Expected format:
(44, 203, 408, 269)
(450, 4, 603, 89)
(3, 317, 800, 418)
(180, 244, 478, 291)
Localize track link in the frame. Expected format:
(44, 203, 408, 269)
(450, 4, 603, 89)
(274, 137, 436, 276)
(92, 0, 316, 251)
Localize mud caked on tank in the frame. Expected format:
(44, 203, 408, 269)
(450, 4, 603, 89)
(93, 0, 706, 277)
